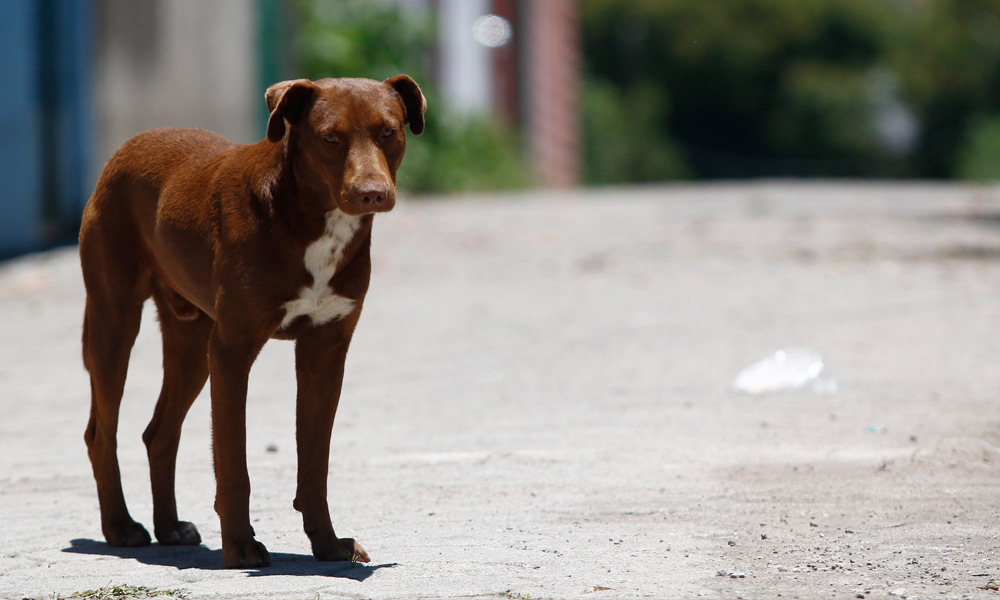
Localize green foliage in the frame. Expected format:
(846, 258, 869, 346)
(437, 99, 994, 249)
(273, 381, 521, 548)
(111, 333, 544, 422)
(956, 113, 1000, 179)
(402, 108, 531, 193)
(581, 0, 1000, 179)
(295, 0, 529, 193)
(894, 0, 1000, 177)
(768, 62, 875, 158)
(583, 79, 688, 183)
(294, 0, 1000, 183)
(297, 0, 431, 81)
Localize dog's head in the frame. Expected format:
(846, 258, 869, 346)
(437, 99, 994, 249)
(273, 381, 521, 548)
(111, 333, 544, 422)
(264, 75, 426, 215)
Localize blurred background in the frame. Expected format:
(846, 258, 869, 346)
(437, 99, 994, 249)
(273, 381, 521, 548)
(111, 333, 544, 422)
(5, 0, 1000, 257)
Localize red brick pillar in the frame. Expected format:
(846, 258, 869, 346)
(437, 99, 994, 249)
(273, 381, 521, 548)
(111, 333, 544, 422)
(525, 0, 581, 188)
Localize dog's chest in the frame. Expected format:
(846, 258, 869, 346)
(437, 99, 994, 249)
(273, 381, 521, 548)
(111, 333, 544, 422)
(280, 210, 362, 328)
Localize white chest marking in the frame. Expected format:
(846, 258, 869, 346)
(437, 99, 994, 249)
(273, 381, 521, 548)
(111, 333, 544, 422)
(280, 210, 362, 328)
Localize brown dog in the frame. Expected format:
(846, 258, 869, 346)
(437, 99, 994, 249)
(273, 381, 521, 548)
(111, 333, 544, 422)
(78, 75, 425, 568)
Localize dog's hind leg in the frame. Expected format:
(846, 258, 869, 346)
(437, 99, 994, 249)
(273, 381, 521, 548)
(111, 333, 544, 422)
(142, 285, 212, 546)
(81, 253, 151, 547)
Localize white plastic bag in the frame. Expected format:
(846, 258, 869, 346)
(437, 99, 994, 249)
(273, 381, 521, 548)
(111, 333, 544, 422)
(733, 348, 838, 395)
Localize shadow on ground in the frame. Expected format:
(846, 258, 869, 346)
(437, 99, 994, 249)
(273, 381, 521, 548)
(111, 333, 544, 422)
(63, 539, 395, 580)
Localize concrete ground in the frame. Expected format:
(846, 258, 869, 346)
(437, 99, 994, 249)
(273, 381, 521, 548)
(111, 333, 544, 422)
(3, 182, 1000, 600)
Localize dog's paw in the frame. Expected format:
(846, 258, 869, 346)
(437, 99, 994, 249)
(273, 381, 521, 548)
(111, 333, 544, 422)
(103, 520, 151, 547)
(312, 536, 370, 563)
(155, 520, 201, 546)
(222, 538, 271, 569)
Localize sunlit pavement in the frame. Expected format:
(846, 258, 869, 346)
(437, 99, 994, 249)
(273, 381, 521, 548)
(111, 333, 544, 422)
(3, 182, 1000, 599)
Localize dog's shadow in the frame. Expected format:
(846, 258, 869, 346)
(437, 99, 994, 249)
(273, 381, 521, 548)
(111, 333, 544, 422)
(63, 539, 395, 580)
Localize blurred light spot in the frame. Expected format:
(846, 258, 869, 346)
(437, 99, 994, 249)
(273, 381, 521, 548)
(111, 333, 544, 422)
(472, 14, 512, 48)
(866, 67, 919, 155)
(874, 102, 919, 155)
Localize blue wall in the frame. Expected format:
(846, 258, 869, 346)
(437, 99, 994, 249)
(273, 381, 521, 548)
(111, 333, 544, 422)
(0, 0, 92, 258)
(0, 1, 43, 257)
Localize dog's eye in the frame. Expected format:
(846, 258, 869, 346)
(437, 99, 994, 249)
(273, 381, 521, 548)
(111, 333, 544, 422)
(381, 127, 395, 138)
(323, 133, 339, 144)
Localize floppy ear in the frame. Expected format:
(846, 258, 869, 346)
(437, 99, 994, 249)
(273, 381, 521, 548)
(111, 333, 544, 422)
(384, 74, 426, 136)
(265, 79, 315, 143)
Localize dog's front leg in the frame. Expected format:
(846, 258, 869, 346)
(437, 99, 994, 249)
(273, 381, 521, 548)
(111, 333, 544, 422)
(208, 326, 271, 568)
(292, 318, 370, 563)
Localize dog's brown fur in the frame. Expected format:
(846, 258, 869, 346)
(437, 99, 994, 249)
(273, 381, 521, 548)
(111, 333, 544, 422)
(79, 76, 425, 568)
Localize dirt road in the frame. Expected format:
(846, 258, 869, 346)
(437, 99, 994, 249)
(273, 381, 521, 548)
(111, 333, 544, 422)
(2, 183, 1000, 599)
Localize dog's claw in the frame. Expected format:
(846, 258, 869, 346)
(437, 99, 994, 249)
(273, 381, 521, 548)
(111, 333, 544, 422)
(350, 540, 371, 563)
(156, 520, 201, 546)
(223, 539, 271, 569)
(104, 520, 151, 547)
(312, 536, 370, 563)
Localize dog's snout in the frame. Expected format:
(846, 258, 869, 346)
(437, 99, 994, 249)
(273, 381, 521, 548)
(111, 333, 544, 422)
(356, 184, 387, 206)
(339, 180, 394, 214)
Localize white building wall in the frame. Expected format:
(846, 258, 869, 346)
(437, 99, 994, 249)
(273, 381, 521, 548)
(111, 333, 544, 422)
(437, 0, 492, 115)
(95, 0, 257, 169)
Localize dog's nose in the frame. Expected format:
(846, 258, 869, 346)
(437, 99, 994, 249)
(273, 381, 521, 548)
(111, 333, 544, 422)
(356, 184, 387, 206)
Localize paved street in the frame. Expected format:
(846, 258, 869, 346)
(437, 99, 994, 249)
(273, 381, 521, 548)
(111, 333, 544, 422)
(3, 183, 1000, 599)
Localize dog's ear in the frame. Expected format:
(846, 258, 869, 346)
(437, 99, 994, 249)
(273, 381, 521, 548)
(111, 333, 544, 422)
(384, 75, 426, 136)
(265, 79, 315, 143)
